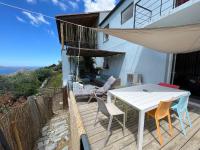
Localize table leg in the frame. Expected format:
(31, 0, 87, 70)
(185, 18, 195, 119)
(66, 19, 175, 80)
(125, 105, 128, 122)
(137, 111, 145, 150)
(107, 92, 112, 103)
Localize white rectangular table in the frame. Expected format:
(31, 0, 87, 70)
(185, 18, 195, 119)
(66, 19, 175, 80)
(107, 84, 190, 150)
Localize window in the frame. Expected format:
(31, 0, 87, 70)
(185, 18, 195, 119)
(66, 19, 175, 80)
(103, 24, 109, 42)
(121, 3, 133, 24)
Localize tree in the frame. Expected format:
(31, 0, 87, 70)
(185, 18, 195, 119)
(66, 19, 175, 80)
(34, 68, 53, 82)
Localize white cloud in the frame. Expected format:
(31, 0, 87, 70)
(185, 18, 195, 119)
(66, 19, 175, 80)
(22, 11, 50, 26)
(26, 0, 37, 4)
(83, 0, 116, 12)
(68, 1, 78, 9)
(51, 0, 67, 11)
(16, 16, 26, 23)
(47, 29, 55, 37)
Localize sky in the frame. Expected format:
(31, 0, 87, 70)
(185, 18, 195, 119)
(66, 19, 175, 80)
(0, 0, 119, 67)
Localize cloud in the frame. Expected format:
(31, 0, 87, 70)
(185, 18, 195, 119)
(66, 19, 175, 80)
(51, 0, 67, 11)
(83, 0, 116, 12)
(26, 0, 37, 4)
(22, 11, 50, 26)
(68, 1, 78, 9)
(47, 29, 55, 37)
(16, 16, 26, 23)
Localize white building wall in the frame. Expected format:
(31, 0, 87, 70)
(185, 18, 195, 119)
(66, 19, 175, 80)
(98, 0, 168, 85)
(61, 49, 70, 87)
(61, 0, 200, 86)
(99, 11, 110, 23)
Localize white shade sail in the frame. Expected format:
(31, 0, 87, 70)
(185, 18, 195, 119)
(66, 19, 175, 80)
(96, 24, 200, 53)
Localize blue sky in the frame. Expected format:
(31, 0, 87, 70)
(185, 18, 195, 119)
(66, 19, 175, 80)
(0, 0, 118, 67)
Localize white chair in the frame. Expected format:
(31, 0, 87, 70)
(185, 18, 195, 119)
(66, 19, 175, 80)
(94, 94, 125, 145)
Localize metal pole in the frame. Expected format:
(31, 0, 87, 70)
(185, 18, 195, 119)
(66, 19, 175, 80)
(171, 54, 177, 84)
(160, 0, 162, 16)
(133, 4, 136, 28)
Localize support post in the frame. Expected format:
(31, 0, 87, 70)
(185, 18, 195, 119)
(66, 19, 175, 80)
(60, 22, 65, 50)
(63, 86, 68, 109)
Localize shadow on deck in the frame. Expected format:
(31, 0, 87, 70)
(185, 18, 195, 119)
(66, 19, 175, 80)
(76, 99, 200, 150)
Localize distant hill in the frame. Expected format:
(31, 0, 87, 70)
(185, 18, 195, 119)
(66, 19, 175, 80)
(0, 66, 39, 75)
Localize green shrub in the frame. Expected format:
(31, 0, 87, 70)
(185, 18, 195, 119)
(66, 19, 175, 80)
(9, 72, 40, 98)
(0, 76, 12, 95)
(47, 72, 62, 88)
(34, 68, 53, 82)
(0, 63, 62, 99)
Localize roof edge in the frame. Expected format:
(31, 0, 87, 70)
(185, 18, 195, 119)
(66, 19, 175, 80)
(55, 10, 110, 18)
(99, 0, 126, 26)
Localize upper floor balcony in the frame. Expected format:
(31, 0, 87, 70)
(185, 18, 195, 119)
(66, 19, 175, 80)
(134, 0, 191, 28)
(56, 12, 99, 49)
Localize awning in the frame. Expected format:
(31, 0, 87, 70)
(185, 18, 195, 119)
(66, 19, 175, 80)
(67, 46, 125, 57)
(96, 23, 200, 53)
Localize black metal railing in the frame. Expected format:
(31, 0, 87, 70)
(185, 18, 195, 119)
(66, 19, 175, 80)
(80, 134, 91, 150)
(134, 0, 190, 28)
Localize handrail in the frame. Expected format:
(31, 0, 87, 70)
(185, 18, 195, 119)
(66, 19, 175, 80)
(69, 91, 90, 150)
(134, 0, 178, 28)
(80, 134, 91, 150)
(134, 0, 152, 28)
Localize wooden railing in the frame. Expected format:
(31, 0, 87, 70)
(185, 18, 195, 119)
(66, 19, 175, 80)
(68, 91, 90, 150)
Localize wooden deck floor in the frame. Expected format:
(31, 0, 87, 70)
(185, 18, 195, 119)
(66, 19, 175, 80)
(77, 100, 200, 150)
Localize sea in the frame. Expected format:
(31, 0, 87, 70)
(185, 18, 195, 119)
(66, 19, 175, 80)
(0, 67, 38, 75)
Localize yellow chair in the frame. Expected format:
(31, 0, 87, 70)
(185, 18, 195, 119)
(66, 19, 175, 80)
(147, 100, 173, 145)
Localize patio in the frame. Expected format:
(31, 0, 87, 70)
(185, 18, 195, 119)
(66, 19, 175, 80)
(77, 99, 200, 150)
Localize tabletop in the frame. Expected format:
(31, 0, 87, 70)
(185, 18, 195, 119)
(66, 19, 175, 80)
(108, 84, 190, 112)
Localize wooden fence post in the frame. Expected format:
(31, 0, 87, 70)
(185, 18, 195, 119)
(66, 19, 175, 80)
(63, 86, 68, 109)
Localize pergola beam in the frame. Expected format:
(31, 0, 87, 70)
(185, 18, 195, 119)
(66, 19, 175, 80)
(67, 46, 125, 57)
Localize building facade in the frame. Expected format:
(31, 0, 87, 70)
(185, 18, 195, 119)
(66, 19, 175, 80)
(56, 0, 200, 88)
(96, 0, 200, 85)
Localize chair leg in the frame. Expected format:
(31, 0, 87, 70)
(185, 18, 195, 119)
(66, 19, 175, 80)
(105, 115, 113, 145)
(88, 94, 94, 103)
(178, 111, 186, 135)
(155, 119, 163, 145)
(94, 109, 99, 126)
(125, 105, 128, 122)
(167, 112, 173, 136)
(123, 114, 125, 135)
(107, 116, 113, 133)
(186, 109, 192, 128)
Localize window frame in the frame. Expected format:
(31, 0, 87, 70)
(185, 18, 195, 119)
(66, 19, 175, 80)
(121, 3, 134, 25)
(103, 24, 109, 43)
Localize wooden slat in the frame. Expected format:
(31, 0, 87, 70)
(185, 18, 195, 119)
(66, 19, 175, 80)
(77, 101, 200, 150)
(180, 128, 200, 150)
(162, 117, 200, 150)
(142, 108, 200, 150)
